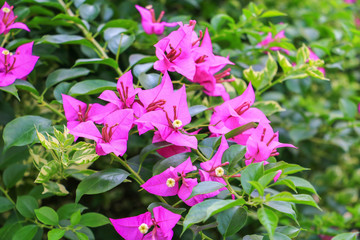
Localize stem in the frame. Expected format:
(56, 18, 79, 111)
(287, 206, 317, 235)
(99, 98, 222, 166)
(257, 75, 286, 95)
(172, 200, 183, 207)
(196, 149, 208, 162)
(30, 93, 66, 120)
(0, 186, 15, 205)
(57, 0, 123, 76)
(0, 33, 10, 48)
(223, 177, 242, 199)
(115, 34, 123, 64)
(111, 153, 170, 205)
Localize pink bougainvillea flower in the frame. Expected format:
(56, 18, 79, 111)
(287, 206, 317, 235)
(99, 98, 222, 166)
(136, 84, 197, 150)
(258, 30, 290, 55)
(308, 48, 325, 76)
(69, 109, 134, 156)
(273, 170, 282, 182)
(0, 42, 39, 87)
(136, 71, 174, 134)
(0, 2, 30, 35)
(209, 82, 269, 145)
(199, 136, 240, 197)
(191, 28, 234, 100)
(110, 206, 181, 240)
(153, 22, 196, 80)
(245, 123, 296, 165)
(344, 0, 356, 3)
(135, 5, 177, 35)
(141, 158, 206, 206)
(99, 70, 140, 110)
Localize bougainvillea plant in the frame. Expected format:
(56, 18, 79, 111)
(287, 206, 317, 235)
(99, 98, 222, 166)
(0, 0, 359, 240)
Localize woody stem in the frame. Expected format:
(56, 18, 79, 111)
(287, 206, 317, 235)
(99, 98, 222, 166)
(30, 93, 66, 120)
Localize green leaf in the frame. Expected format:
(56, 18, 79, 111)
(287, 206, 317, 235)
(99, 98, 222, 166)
(14, 79, 39, 96)
(79, 4, 100, 21)
(75, 232, 89, 240)
(3, 115, 51, 151)
(48, 229, 66, 240)
(260, 10, 287, 18)
(224, 122, 257, 140)
(182, 199, 245, 232)
(70, 143, 99, 164)
(253, 101, 285, 116)
(277, 52, 292, 73)
(79, 213, 110, 227)
(296, 45, 310, 65)
(259, 172, 279, 188)
(263, 53, 278, 83)
(42, 181, 69, 196)
(0, 197, 14, 213)
(217, 207, 247, 237)
(257, 207, 278, 240)
(70, 210, 81, 226)
(98, 19, 138, 34)
(241, 162, 264, 194)
(52, 14, 87, 28)
(332, 232, 359, 240)
(269, 192, 321, 210)
(45, 67, 90, 89)
(68, 80, 117, 96)
(35, 161, 61, 183)
(187, 181, 226, 200)
(12, 224, 38, 240)
(189, 105, 208, 117)
(41, 34, 93, 48)
(138, 72, 160, 89)
(107, 33, 135, 55)
(3, 164, 28, 188)
(339, 98, 357, 119)
(263, 232, 291, 240)
(275, 226, 301, 238)
(57, 203, 87, 220)
(243, 66, 263, 89)
(285, 176, 318, 195)
(152, 153, 191, 176)
(210, 14, 234, 32)
(75, 169, 130, 203)
(222, 145, 246, 173)
(73, 58, 118, 69)
(266, 201, 297, 222)
(249, 181, 265, 196)
(34, 206, 59, 226)
(243, 235, 264, 240)
(0, 84, 19, 100)
(16, 195, 39, 218)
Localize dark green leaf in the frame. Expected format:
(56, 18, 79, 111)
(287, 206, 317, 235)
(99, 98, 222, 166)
(16, 195, 39, 218)
(276, 226, 301, 238)
(68, 80, 116, 96)
(147, 202, 186, 215)
(57, 203, 87, 220)
(285, 176, 318, 195)
(217, 207, 247, 237)
(79, 4, 100, 21)
(0, 84, 19, 100)
(79, 213, 110, 227)
(138, 72, 160, 89)
(73, 58, 118, 69)
(41, 34, 93, 48)
(108, 34, 135, 55)
(189, 105, 208, 117)
(45, 67, 90, 89)
(75, 232, 89, 240)
(12, 225, 38, 240)
(241, 162, 264, 194)
(187, 181, 226, 199)
(75, 169, 130, 203)
(3, 164, 28, 188)
(222, 144, 246, 173)
(263, 232, 291, 240)
(34, 206, 59, 226)
(14, 79, 39, 95)
(257, 207, 278, 240)
(152, 153, 191, 176)
(332, 232, 359, 240)
(0, 196, 14, 213)
(269, 192, 321, 209)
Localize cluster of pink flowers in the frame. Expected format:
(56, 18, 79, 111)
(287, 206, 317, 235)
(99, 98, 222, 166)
(0, 2, 38, 87)
(62, 5, 298, 239)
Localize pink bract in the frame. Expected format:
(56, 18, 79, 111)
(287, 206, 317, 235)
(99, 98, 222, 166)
(258, 30, 290, 55)
(0, 2, 30, 35)
(135, 5, 177, 35)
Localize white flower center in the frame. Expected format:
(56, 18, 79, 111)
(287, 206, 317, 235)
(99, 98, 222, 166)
(215, 167, 225, 177)
(2, 50, 10, 55)
(166, 178, 176, 187)
(172, 119, 182, 128)
(138, 223, 149, 234)
(2, 7, 10, 13)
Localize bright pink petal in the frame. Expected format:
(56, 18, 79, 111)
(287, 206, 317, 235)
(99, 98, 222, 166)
(141, 168, 179, 196)
(110, 212, 152, 240)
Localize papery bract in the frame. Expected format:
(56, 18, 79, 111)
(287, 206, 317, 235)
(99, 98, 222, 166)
(0, 2, 30, 35)
(245, 123, 296, 165)
(154, 23, 196, 80)
(0, 42, 39, 87)
(70, 109, 134, 156)
(135, 5, 177, 35)
(308, 48, 325, 75)
(209, 82, 269, 145)
(110, 206, 181, 240)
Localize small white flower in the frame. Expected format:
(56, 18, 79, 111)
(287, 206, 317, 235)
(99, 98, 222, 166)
(215, 167, 225, 177)
(166, 178, 176, 187)
(138, 223, 149, 234)
(172, 119, 182, 128)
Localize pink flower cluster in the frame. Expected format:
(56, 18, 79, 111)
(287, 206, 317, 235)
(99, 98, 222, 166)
(0, 2, 38, 87)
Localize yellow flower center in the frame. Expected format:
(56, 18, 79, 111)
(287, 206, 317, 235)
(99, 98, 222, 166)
(2, 7, 10, 13)
(166, 178, 176, 187)
(138, 223, 149, 234)
(215, 167, 225, 177)
(172, 119, 182, 128)
(2, 50, 10, 55)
